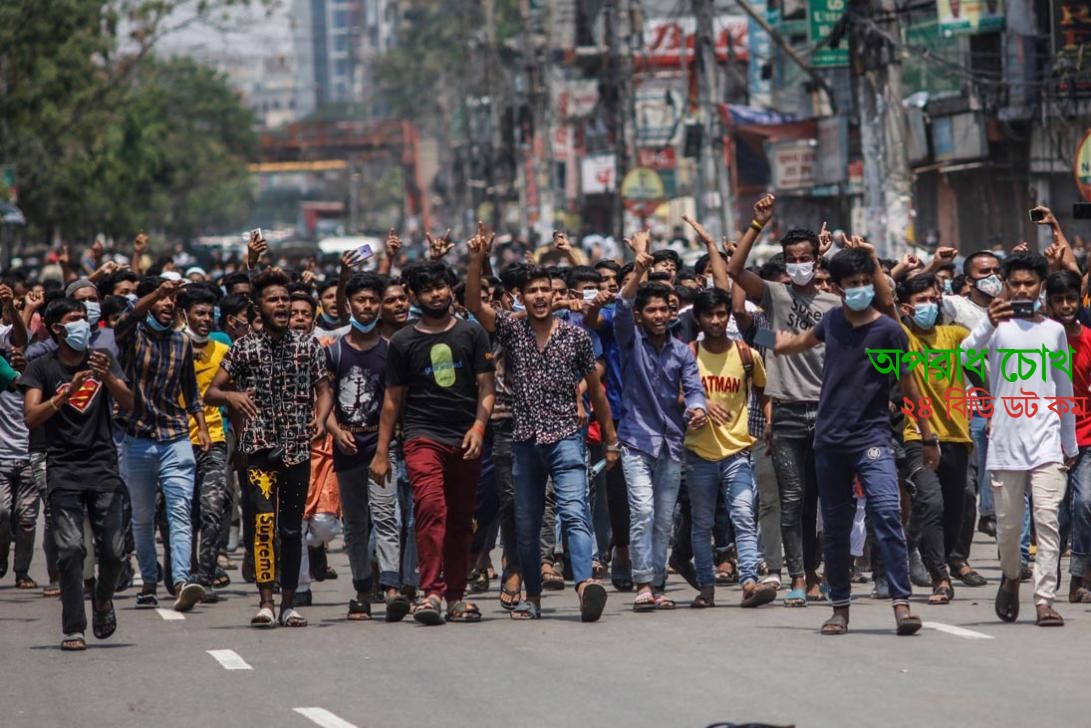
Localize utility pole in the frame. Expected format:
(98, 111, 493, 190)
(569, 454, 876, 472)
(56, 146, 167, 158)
(851, 0, 912, 257)
(524, 0, 556, 243)
(604, 0, 631, 244)
(483, 0, 503, 230)
(693, 0, 735, 238)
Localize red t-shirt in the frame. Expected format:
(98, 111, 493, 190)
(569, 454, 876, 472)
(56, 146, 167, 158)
(1068, 326, 1091, 448)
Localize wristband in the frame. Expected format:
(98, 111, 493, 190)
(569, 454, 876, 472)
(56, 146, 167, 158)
(471, 422, 486, 436)
(750, 219, 765, 233)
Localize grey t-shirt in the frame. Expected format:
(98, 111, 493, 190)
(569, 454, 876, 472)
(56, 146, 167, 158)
(761, 281, 841, 402)
(0, 390, 28, 460)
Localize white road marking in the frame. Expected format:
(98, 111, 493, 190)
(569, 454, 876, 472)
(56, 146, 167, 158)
(207, 649, 252, 670)
(922, 621, 994, 640)
(293, 707, 359, 728)
(155, 608, 185, 621)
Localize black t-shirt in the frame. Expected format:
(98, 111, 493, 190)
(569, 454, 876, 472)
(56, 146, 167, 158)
(327, 336, 387, 469)
(20, 349, 126, 492)
(386, 319, 494, 446)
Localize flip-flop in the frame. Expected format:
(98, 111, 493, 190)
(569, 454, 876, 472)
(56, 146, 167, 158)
(741, 583, 778, 608)
(279, 607, 308, 627)
(806, 584, 829, 602)
(250, 606, 276, 628)
(654, 593, 677, 610)
(632, 591, 657, 612)
(499, 585, 521, 611)
(510, 600, 541, 620)
(783, 587, 807, 607)
(579, 582, 608, 623)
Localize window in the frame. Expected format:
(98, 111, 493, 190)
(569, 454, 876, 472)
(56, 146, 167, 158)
(333, 9, 348, 27)
(335, 35, 348, 51)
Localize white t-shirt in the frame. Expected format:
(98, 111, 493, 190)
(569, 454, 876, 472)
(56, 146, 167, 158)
(964, 315, 1078, 471)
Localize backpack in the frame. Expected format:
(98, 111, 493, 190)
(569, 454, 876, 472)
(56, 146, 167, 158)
(690, 339, 754, 395)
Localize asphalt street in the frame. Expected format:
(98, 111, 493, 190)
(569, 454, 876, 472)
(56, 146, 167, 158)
(0, 530, 1082, 728)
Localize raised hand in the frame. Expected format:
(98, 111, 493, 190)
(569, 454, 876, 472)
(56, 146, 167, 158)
(1011, 240, 1030, 255)
(24, 289, 44, 312)
(682, 215, 715, 247)
(385, 228, 402, 259)
(552, 231, 572, 252)
(933, 246, 957, 265)
(425, 229, 454, 260)
(624, 230, 651, 256)
(87, 351, 112, 379)
(753, 193, 776, 224)
(0, 284, 12, 309)
(818, 222, 833, 257)
(155, 279, 184, 300)
(247, 230, 268, 267)
(133, 232, 149, 255)
(1031, 204, 1058, 228)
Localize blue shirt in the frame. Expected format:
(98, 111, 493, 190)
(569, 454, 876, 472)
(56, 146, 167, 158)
(589, 306, 624, 420)
(613, 296, 706, 461)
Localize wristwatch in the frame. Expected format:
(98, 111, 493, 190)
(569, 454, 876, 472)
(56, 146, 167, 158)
(605, 441, 621, 454)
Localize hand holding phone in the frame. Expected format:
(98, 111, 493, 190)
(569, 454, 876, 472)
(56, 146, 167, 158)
(1010, 300, 1035, 319)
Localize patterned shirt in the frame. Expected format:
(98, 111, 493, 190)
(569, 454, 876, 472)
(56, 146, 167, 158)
(220, 329, 328, 466)
(742, 308, 770, 440)
(115, 313, 201, 441)
(494, 312, 597, 445)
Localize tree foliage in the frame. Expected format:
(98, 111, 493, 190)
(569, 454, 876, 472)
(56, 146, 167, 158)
(0, 0, 268, 242)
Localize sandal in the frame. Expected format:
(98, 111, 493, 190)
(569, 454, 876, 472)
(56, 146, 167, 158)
(653, 593, 676, 610)
(895, 610, 923, 636)
(1036, 606, 1065, 627)
(633, 591, 657, 613)
(468, 568, 489, 594)
(279, 607, 308, 627)
(42, 583, 61, 598)
(61, 632, 87, 651)
(741, 582, 778, 609)
(783, 587, 807, 608)
(347, 598, 372, 621)
(821, 612, 849, 635)
(806, 583, 828, 603)
(578, 581, 608, 623)
(384, 593, 411, 623)
(15, 574, 37, 589)
(611, 559, 634, 592)
(92, 602, 117, 640)
(954, 563, 987, 587)
(994, 576, 1020, 623)
(714, 563, 738, 585)
(446, 600, 482, 623)
(412, 595, 444, 626)
(690, 588, 715, 609)
(510, 600, 541, 620)
(928, 583, 955, 605)
(541, 563, 564, 591)
(250, 606, 276, 628)
(212, 572, 231, 589)
(499, 585, 522, 611)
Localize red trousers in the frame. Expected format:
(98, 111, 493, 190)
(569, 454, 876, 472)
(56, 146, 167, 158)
(403, 437, 481, 602)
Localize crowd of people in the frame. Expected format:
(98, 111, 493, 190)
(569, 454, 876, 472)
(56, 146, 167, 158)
(1, 194, 1088, 650)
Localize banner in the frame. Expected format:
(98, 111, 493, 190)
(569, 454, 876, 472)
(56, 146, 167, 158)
(936, 0, 1005, 36)
(808, 0, 848, 67)
(642, 16, 750, 65)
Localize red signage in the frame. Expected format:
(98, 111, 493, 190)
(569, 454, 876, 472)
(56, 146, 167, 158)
(637, 147, 677, 170)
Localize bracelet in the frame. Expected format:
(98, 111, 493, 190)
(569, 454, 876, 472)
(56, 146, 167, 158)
(605, 441, 621, 453)
(471, 422, 486, 435)
(749, 219, 765, 232)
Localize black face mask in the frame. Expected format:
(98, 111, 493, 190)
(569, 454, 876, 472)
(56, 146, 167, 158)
(418, 296, 452, 319)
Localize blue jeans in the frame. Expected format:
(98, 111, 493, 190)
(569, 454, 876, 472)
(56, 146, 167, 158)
(123, 435, 197, 585)
(513, 434, 593, 597)
(1060, 447, 1091, 577)
(971, 414, 993, 517)
(816, 446, 911, 607)
(621, 444, 682, 586)
(685, 450, 759, 587)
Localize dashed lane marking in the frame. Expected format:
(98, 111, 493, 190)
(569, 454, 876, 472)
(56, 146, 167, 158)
(293, 707, 359, 728)
(155, 608, 185, 621)
(922, 621, 994, 640)
(207, 649, 252, 670)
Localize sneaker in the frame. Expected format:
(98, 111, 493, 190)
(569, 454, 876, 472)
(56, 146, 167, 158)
(909, 549, 931, 588)
(173, 582, 205, 612)
(135, 591, 159, 609)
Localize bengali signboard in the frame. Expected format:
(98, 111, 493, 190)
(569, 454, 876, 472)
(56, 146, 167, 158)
(936, 0, 1005, 36)
(642, 16, 750, 64)
(770, 139, 817, 191)
(1075, 130, 1091, 202)
(808, 0, 848, 67)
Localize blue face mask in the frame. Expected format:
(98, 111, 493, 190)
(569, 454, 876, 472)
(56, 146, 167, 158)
(212, 306, 222, 329)
(320, 311, 339, 325)
(83, 300, 101, 327)
(350, 316, 378, 334)
(912, 302, 939, 329)
(145, 314, 170, 332)
(512, 300, 526, 313)
(63, 320, 92, 351)
(124, 293, 138, 305)
(843, 284, 875, 312)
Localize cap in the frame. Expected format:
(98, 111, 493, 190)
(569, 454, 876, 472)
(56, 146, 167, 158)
(65, 278, 95, 297)
(185, 266, 207, 279)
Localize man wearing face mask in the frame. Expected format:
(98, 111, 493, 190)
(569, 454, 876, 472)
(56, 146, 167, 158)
(727, 194, 841, 605)
(889, 274, 972, 606)
(27, 279, 118, 360)
(177, 286, 231, 602)
(929, 247, 998, 587)
(964, 251, 1077, 627)
(116, 276, 210, 611)
(774, 245, 931, 636)
(369, 261, 496, 625)
(21, 297, 133, 650)
(324, 273, 410, 622)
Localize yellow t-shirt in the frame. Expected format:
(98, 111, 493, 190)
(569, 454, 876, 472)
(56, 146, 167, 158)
(685, 341, 766, 461)
(187, 339, 229, 445)
(901, 323, 971, 443)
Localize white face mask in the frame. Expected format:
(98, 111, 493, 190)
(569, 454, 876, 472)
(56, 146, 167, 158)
(184, 326, 209, 344)
(974, 274, 1002, 298)
(785, 261, 815, 286)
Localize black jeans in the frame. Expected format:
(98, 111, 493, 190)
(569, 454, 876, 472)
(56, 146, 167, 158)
(605, 421, 630, 550)
(906, 440, 969, 582)
(245, 450, 308, 590)
(51, 486, 126, 635)
(492, 418, 519, 577)
(770, 401, 821, 579)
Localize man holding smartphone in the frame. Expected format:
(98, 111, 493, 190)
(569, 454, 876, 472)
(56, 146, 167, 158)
(963, 251, 1077, 627)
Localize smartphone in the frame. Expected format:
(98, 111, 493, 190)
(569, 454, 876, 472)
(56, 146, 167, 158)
(754, 328, 776, 349)
(354, 243, 374, 261)
(589, 459, 607, 479)
(1010, 300, 1035, 319)
(242, 227, 263, 241)
(582, 288, 599, 303)
(1029, 209, 1045, 223)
